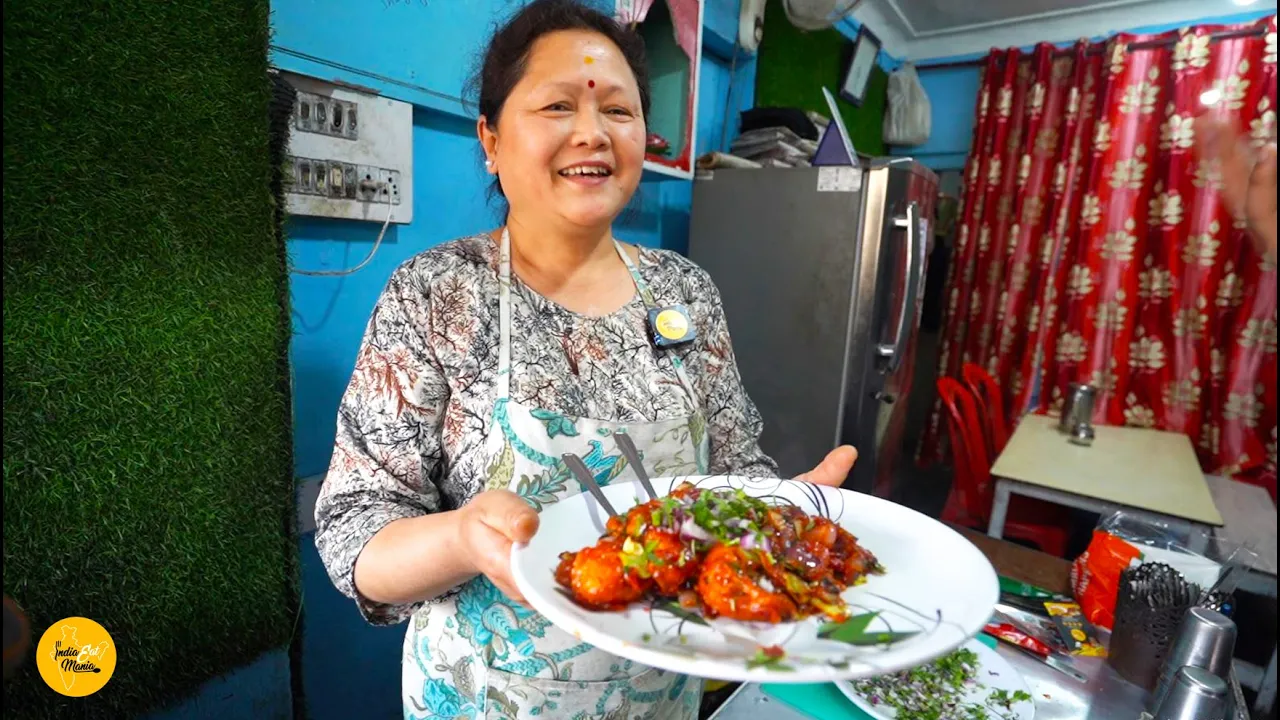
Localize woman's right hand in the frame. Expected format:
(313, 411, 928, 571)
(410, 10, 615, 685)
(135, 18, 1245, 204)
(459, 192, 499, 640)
(459, 490, 540, 604)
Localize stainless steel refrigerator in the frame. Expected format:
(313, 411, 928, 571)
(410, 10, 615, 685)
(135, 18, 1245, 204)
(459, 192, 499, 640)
(688, 159, 937, 497)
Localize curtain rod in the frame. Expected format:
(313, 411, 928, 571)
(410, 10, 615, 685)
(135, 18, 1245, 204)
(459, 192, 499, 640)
(915, 25, 1269, 72)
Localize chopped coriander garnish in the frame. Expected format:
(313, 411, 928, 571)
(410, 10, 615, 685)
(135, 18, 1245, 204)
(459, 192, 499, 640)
(851, 648, 1032, 720)
(685, 488, 771, 545)
(619, 537, 666, 579)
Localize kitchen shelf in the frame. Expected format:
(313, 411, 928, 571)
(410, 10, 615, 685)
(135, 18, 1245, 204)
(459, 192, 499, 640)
(623, 0, 702, 180)
(643, 158, 693, 179)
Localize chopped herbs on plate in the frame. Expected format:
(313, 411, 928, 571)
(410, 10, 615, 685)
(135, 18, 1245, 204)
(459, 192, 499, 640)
(852, 648, 1033, 720)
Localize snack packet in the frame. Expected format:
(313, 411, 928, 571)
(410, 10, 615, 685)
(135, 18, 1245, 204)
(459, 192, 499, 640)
(1045, 601, 1107, 658)
(1071, 529, 1142, 630)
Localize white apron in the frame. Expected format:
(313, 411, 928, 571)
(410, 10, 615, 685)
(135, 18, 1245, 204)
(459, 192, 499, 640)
(402, 230, 710, 719)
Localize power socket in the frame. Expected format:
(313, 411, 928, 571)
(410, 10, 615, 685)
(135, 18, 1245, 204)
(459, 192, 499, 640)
(378, 169, 401, 205)
(356, 165, 382, 203)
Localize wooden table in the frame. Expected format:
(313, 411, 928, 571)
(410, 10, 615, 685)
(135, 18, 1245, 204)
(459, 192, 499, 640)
(956, 526, 1072, 594)
(987, 415, 1223, 552)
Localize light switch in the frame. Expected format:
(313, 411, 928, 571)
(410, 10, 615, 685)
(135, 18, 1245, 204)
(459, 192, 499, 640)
(343, 165, 357, 199)
(329, 165, 345, 197)
(314, 161, 328, 196)
(297, 159, 313, 193)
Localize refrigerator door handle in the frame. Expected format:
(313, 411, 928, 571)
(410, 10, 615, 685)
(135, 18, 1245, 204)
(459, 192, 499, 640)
(876, 201, 926, 374)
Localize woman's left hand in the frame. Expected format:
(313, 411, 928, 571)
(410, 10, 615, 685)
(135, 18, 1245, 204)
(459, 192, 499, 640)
(1195, 116, 1278, 261)
(794, 445, 858, 488)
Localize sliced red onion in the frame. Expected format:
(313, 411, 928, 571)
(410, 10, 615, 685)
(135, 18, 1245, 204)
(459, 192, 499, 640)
(741, 533, 774, 555)
(679, 517, 713, 542)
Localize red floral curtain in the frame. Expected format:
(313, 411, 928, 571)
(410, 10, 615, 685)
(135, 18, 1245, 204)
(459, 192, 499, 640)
(920, 16, 1278, 482)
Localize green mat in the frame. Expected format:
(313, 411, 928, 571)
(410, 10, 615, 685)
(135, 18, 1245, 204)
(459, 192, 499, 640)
(761, 634, 1000, 719)
(3, 0, 295, 716)
(754, 0, 888, 157)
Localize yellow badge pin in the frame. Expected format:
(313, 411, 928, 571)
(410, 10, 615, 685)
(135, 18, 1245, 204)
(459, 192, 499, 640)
(648, 305, 695, 347)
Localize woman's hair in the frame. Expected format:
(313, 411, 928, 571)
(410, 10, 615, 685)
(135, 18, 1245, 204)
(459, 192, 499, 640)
(469, 0, 650, 198)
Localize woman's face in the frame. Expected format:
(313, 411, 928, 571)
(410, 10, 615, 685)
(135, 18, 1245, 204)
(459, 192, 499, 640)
(479, 30, 645, 231)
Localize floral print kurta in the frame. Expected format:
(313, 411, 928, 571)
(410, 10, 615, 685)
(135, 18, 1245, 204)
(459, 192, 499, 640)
(314, 234, 778, 623)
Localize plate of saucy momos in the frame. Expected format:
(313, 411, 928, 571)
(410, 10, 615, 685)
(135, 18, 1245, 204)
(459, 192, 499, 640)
(511, 475, 999, 683)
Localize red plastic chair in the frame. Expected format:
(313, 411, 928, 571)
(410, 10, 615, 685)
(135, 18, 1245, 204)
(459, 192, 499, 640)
(962, 362, 1010, 459)
(936, 377, 1071, 557)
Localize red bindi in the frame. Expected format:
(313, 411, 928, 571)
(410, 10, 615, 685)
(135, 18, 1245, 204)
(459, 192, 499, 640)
(587, 79, 595, 88)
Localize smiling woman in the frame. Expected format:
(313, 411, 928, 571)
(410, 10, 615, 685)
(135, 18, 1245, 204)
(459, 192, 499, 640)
(476, 15, 649, 242)
(311, 1, 859, 717)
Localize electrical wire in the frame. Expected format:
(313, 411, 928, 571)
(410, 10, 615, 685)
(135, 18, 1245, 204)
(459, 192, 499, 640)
(292, 194, 395, 276)
(718, 36, 741, 153)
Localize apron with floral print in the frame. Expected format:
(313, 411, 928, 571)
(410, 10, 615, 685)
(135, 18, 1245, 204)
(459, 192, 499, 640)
(402, 230, 710, 720)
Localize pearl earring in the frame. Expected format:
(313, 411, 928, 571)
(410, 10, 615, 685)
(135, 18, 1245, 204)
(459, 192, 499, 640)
(485, 159, 495, 172)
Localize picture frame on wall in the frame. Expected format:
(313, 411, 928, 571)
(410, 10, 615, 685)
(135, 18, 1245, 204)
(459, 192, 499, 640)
(840, 25, 881, 107)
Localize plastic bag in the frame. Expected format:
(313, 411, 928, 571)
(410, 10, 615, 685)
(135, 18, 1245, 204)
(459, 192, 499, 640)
(883, 64, 931, 146)
(1071, 529, 1141, 630)
(1070, 511, 1255, 630)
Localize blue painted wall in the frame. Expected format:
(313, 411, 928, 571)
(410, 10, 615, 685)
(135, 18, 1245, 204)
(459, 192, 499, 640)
(288, 107, 499, 479)
(886, 66, 982, 170)
(892, 9, 1276, 171)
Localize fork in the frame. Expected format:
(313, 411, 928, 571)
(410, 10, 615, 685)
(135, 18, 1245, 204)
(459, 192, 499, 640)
(562, 453, 618, 518)
(613, 431, 658, 502)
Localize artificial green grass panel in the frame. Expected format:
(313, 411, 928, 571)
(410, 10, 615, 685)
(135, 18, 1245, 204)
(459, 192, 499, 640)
(3, 0, 295, 717)
(755, 0, 889, 157)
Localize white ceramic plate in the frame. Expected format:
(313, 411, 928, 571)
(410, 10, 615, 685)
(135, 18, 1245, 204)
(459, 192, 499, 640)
(837, 638, 1035, 720)
(510, 475, 999, 683)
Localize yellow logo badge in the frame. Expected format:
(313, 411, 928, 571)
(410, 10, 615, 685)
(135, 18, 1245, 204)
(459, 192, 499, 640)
(654, 309, 689, 340)
(35, 617, 116, 697)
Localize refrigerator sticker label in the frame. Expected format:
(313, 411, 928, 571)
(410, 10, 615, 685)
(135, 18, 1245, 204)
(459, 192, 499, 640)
(817, 166, 861, 193)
